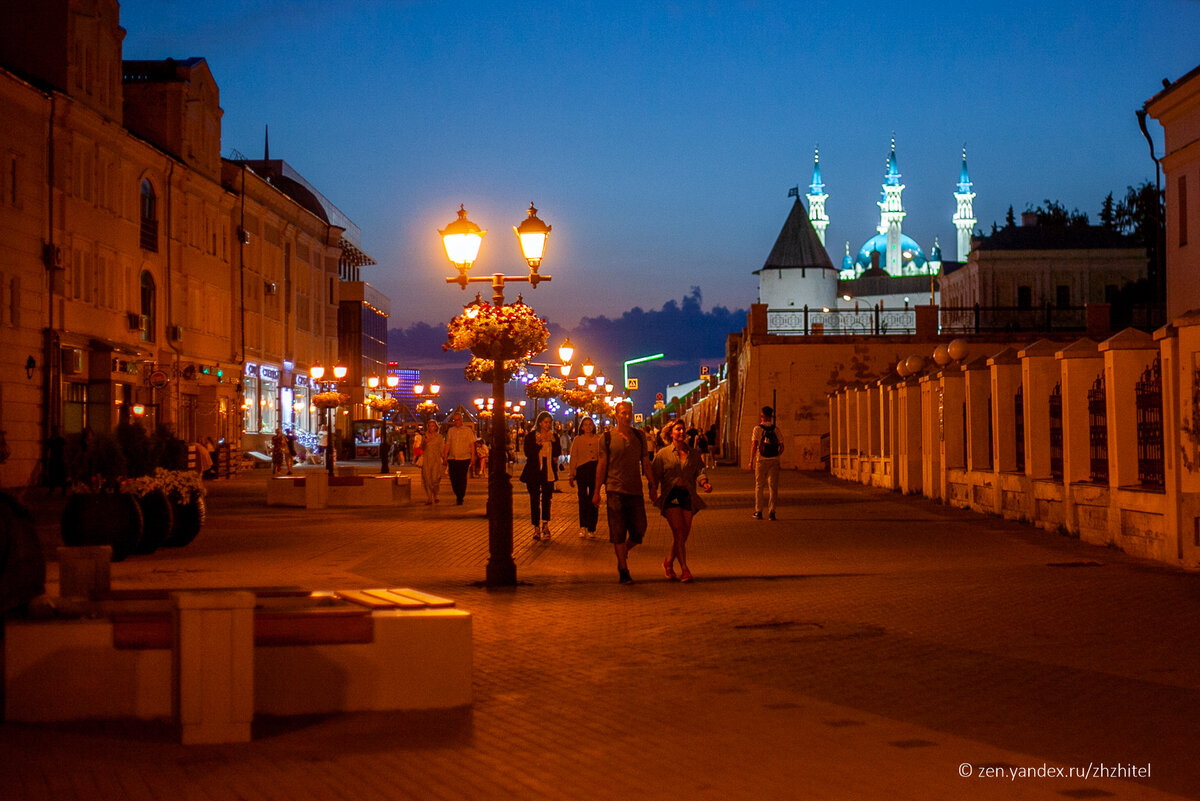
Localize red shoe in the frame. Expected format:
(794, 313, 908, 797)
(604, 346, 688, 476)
(663, 558, 677, 580)
(679, 569, 694, 583)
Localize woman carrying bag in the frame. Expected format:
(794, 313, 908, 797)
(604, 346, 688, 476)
(521, 412, 562, 541)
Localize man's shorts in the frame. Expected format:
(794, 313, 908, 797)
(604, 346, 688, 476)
(606, 491, 647, 545)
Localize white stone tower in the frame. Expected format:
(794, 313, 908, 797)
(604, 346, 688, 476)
(953, 146, 976, 262)
(876, 138, 906, 275)
(805, 146, 829, 247)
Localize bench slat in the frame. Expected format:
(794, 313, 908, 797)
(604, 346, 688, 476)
(389, 587, 456, 608)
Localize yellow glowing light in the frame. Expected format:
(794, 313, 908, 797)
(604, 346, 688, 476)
(558, 338, 575, 364)
(413, 384, 425, 396)
(367, 376, 380, 389)
(309, 364, 325, 381)
(332, 365, 348, 380)
(440, 205, 485, 267)
(514, 203, 551, 268)
(386, 374, 400, 389)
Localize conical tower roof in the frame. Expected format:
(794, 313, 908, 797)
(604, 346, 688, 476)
(756, 197, 836, 274)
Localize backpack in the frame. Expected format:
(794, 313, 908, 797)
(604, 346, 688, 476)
(759, 424, 780, 458)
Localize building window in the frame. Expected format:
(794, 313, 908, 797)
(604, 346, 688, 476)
(139, 179, 158, 252)
(1180, 175, 1188, 247)
(1017, 286, 1032, 309)
(140, 270, 156, 342)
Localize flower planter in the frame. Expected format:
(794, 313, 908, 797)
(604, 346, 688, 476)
(164, 496, 206, 548)
(133, 490, 173, 554)
(61, 493, 142, 562)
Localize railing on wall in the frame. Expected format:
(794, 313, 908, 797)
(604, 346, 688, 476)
(1088, 373, 1108, 483)
(1049, 382, 1063, 480)
(1014, 385, 1025, 472)
(1136, 356, 1164, 489)
(766, 303, 1164, 336)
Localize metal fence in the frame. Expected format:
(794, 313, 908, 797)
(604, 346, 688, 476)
(766, 303, 1164, 336)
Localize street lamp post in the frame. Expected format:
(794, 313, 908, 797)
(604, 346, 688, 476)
(441, 203, 552, 588)
(371, 373, 400, 475)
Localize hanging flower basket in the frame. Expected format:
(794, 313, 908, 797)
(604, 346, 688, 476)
(445, 297, 549, 362)
(365, 395, 399, 413)
(464, 356, 523, 383)
(312, 391, 350, 410)
(526, 373, 565, 400)
(585, 398, 614, 418)
(560, 388, 595, 409)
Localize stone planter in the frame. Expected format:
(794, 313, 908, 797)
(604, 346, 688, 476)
(61, 493, 142, 562)
(164, 496, 205, 548)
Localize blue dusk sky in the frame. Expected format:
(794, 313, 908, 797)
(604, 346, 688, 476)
(120, 0, 1200, 330)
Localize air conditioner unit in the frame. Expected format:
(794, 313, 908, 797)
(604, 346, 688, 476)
(264, 281, 278, 295)
(61, 348, 83, 375)
(43, 243, 63, 270)
(168, 324, 183, 342)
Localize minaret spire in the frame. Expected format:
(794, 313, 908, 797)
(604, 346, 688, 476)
(805, 145, 829, 247)
(953, 144, 977, 261)
(264, 124, 270, 160)
(877, 136, 906, 275)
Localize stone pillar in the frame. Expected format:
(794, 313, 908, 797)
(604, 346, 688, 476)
(962, 355, 992, 473)
(1019, 340, 1063, 480)
(1158, 311, 1200, 566)
(172, 590, 256, 745)
(897, 378, 923, 494)
(1100, 328, 1159, 489)
(915, 305, 938, 339)
(1056, 339, 1102, 485)
(919, 374, 942, 500)
(940, 367, 966, 472)
(988, 347, 1022, 474)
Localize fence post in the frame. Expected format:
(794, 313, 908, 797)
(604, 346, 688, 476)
(803, 305, 809, 334)
(874, 304, 881, 334)
(973, 303, 981, 334)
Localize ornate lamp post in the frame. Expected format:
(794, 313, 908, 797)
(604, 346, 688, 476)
(310, 363, 347, 476)
(441, 202, 552, 587)
(412, 380, 441, 422)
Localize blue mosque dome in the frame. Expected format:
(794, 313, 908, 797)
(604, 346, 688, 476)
(854, 233, 927, 271)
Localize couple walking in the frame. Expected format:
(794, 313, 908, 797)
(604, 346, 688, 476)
(591, 401, 711, 584)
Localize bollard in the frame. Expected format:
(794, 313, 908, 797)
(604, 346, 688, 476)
(171, 590, 255, 744)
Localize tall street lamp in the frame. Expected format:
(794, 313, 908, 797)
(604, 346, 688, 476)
(310, 363, 346, 477)
(440, 202, 552, 588)
(412, 380, 441, 421)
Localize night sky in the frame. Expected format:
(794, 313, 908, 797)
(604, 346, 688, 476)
(120, 0, 1199, 332)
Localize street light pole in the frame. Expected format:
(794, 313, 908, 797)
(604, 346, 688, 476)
(441, 203, 552, 588)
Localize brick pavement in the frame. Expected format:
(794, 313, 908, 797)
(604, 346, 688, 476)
(2, 464, 1198, 800)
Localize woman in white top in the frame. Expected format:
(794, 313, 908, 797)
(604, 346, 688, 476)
(419, 420, 445, 504)
(567, 417, 602, 538)
(651, 419, 712, 582)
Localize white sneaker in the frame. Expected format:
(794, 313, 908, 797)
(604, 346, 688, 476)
(579, 527, 588, 538)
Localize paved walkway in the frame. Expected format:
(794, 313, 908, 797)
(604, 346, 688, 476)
(3, 465, 1198, 800)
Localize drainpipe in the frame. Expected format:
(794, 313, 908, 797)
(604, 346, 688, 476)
(164, 159, 182, 432)
(42, 92, 60, 443)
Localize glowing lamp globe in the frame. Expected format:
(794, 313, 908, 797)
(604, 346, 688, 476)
(932, 345, 951, 366)
(332, 364, 348, 380)
(309, 364, 325, 381)
(386, 375, 399, 389)
(514, 203, 551, 269)
(558, 338, 575, 364)
(947, 340, 969, 362)
(440, 205, 485, 268)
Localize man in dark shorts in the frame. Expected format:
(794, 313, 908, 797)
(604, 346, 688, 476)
(593, 401, 658, 584)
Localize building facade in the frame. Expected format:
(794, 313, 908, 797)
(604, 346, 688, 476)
(0, 0, 377, 487)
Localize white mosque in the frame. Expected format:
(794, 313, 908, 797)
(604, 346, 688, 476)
(755, 140, 976, 328)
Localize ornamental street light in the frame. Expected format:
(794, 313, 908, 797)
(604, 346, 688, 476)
(440, 202, 552, 588)
(310, 363, 347, 476)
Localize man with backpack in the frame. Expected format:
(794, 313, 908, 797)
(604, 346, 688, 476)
(593, 401, 659, 584)
(750, 405, 784, 520)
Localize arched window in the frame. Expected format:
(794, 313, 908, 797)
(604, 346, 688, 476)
(140, 270, 156, 342)
(139, 179, 158, 252)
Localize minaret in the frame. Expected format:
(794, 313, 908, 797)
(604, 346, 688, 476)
(876, 137, 906, 275)
(953, 145, 976, 261)
(841, 241, 854, 277)
(806, 146, 829, 247)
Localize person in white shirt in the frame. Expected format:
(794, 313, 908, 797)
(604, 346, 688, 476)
(443, 413, 476, 505)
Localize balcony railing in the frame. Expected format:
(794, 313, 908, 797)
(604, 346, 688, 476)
(766, 303, 1164, 336)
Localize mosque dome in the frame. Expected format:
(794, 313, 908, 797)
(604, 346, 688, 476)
(854, 233, 927, 272)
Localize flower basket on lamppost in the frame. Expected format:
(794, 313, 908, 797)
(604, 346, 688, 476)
(365, 384, 400, 474)
(440, 202, 552, 587)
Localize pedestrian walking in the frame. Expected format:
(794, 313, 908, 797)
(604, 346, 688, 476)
(284, 429, 297, 474)
(568, 417, 601, 538)
(394, 426, 408, 466)
(592, 400, 658, 584)
(652, 420, 712, 583)
(521, 411, 562, 541)
(413, 428, 424, 465)
(750, 405, 784, 520)
(420, 420, 445, 504)
(443, 412, 476, 505)
(270, 428, 286, 475)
